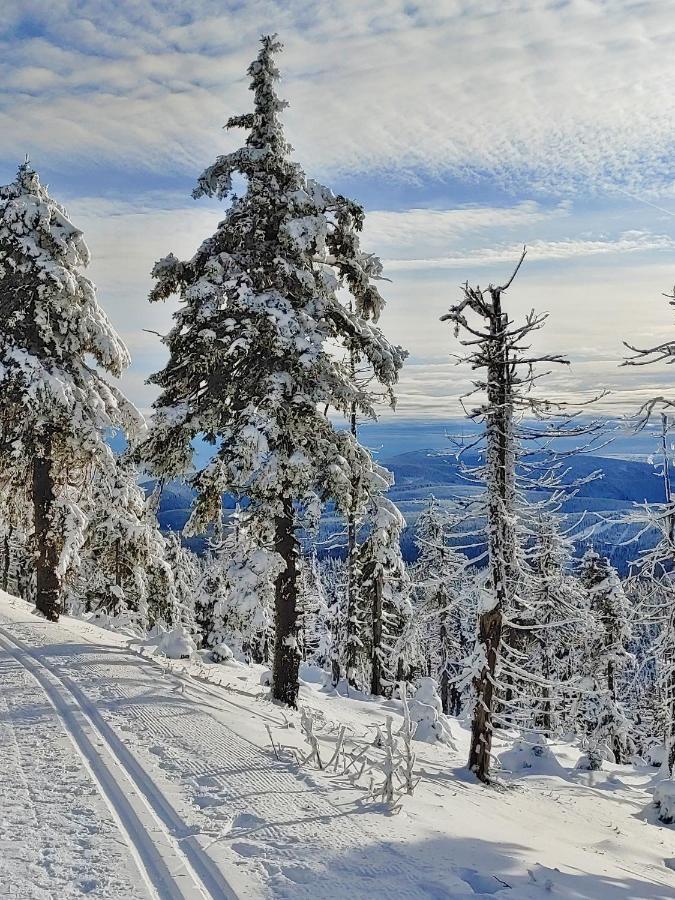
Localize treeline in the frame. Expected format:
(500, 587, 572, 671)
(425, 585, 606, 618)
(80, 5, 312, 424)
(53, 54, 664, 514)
(1, 35, 675, 787)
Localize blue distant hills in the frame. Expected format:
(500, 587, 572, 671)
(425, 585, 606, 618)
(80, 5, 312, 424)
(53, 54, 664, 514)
(147, 423, 669, 573)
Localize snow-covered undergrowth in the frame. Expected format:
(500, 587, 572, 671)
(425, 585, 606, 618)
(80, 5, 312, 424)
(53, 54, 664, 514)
(2, 590, 675, 899)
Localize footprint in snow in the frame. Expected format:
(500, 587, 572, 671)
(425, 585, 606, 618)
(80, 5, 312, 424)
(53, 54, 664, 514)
(231, 840, 264, 858)
(229, 811, 266, 833)
(455, 867, 509, 895)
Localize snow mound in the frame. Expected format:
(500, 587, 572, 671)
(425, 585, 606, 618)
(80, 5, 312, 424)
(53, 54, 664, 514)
(210, 642, 234, 664)
(158, 625, 196, 660)
(654, 779, 675, 823)
(646, 743, 666, 768)
(500, 732, 560, 774)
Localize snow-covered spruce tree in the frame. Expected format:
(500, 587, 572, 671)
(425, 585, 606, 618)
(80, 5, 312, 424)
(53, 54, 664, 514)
(141, 37, 405, 707)
(164, 531, 200, 633)
(0, 161, 141, 621)
(440, 249, 601, 782)
(298, 550, 333, 667)
(412, 496, 472, 715)
(194, 544, 226, 649)
(520, 512, 591, 736)
(0, 475, 32, 595)
(216, 508, 279, 662)
(71, 461, 177, 629)
(355, 496, 412, 696)
(578, 548, 633, 764)
(318, 555, 347, 685)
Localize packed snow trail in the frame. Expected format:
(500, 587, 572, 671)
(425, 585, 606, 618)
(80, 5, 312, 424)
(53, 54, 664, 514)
(0, 627, 231, 900)
(0, 632, 150, 899)
(3, 593, 675, 899)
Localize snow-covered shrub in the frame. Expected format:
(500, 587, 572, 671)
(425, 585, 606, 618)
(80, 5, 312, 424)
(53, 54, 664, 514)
(158, 625, 196, 660)
(501, 733, 558, 773)
(407, 677, 456, 745)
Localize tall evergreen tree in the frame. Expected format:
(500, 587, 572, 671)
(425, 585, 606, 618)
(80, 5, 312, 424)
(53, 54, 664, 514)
(0, 161, 141, 620)
(141, 37, 405, 706)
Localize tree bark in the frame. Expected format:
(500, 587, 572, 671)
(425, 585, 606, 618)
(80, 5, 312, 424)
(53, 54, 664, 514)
(33, 432, 61, 622)
(272, 498, 300, 707)
(370, 571, 384, 696)
(468, 605, 503, 781)
(440, 616, 450, 714)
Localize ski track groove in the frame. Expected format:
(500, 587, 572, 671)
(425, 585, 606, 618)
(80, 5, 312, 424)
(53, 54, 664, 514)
(0, 643, 149, 900)
(0, 623, 238, 900)
(1, 615, 455, 899)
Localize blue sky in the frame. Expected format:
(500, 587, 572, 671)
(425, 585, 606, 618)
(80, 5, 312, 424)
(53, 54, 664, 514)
(2, 1, 675, 418)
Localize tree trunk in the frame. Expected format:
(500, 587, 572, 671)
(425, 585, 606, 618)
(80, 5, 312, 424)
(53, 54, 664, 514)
(370, 571, 384, 696)
(345, 371, 359, 689)
(440, 616, 450, 715)
(469, 291, 513, 784)
(33, 434, 60, 622)
(468, 605, 503, 781)
(2, 524, 12, 593)
(272, 499, 300, 707)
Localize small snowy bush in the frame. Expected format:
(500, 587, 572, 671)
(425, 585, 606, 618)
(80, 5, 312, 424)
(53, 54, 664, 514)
(158, 625, 195, 660)
(408, 678, 455, 745)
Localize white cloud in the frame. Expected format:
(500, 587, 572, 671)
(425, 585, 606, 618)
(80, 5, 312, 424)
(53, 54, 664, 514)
(2, 1, 675, 193)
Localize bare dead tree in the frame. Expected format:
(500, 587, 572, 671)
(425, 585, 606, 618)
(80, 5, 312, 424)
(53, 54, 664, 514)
(441, 248, 605, 782)
(622, 293, 675, 771)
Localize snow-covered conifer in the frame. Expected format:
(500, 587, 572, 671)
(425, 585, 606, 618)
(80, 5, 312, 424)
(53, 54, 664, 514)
(0, 161, 141, 620)
(298, 551, 333, 668)
(578, 548, 633, 764)
(521, 513, 590, 736)
(72, 462, 176, 630)
(141, 37, 405, 706)
(164, 530, 200, 633)
(412, 497, 472, 715)
(355, 496, 412, 696)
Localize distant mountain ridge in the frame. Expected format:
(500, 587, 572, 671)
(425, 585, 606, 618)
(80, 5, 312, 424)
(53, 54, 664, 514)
(146, 450, 667, 571)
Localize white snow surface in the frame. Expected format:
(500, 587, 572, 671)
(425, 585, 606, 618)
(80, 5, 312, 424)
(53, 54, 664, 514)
(1, 591, 675, 899)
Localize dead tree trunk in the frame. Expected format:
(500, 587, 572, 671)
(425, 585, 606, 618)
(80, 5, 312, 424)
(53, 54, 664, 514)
(33, 431, 61, 622)
(439, 615, 451, 714)
(370, 570, 384, 696)
(468, 282, 514, 782)
(272, 498, 300, 707)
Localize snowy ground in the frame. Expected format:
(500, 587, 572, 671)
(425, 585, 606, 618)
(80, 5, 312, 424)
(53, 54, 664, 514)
(1, 592, 675, 899)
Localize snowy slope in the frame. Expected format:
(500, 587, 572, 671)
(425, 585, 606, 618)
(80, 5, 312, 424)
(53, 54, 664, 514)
(1, 591, 675, 899)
